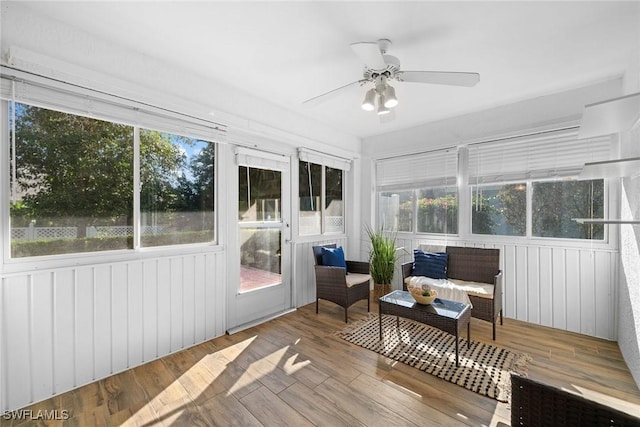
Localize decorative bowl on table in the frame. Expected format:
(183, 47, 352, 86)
(409, 287, 438, 305)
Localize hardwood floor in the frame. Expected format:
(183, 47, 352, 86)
(4, 297, 640, 426)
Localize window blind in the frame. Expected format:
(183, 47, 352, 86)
(467, 128, 613, 184)
(235, 147, 290, 171)
(376, 147, 458, 191)
(0, 69, 226, 142)
(298, 148, 351, 172)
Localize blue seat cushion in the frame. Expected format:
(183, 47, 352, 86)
(321, 246, 347, 270)
(412, 249, 448, 279)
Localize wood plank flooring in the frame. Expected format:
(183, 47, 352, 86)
(4, 297, 640, 426)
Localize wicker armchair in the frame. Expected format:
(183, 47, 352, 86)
(312, 244, 371, 322)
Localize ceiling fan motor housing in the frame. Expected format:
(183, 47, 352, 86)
(363, 54, 401, 81)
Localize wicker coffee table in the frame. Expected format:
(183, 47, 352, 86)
(379, 290, 471, 367)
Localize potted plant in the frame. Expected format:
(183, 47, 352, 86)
(365, 225, 403, 300)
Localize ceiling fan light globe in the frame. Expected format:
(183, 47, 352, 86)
(361, 88, 376, 111)
(377, 101, 391, 115)
(384, 98, 398, 108)
(361, 102, 375, 112)
(383, 85, 398, 108)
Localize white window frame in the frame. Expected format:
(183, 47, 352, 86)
(469, 178, 609, 242)
(375, 147, 458, 236)
(466, 128, 614, 245)
(1, 70, 222, 265)
(297, 149, 351, 237)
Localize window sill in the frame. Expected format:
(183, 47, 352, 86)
(1, 243, 224, 275)
(573, 218, 640, 225)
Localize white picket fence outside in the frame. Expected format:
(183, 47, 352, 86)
(87, 225, 164, 238)
(11, 224, 164, 240)
(325, 216, 344, 233)
(298, 214, 344, 235)
(11, 225, 78, 240)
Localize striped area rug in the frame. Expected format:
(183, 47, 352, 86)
(336, 314, 531, 402)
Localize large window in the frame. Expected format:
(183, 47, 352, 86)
(467, 129, 610, 241)
(380, 190, 413, 232)
(140, 129, 215, 247)
(379, 187, 458, 234)
(7, 101, 217, 258)
(471, 183, 526, 236)
(325, 166, 344, 233)
(416, 187, 458, 234)
(470, 180, 604, 239)
(376, 130, 611, 241)
(298, 161, 322, 235)
(298, 159, 345, 235)
(376, 148, 457, 235)
(532, 179, 604, 239)
(10, 104, 134, 257)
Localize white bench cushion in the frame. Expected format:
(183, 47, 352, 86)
(346, 273, 371, 288)
(404, 276, 495, 303)
(404, 276, 472, 306)
(448, 278, 495, 299)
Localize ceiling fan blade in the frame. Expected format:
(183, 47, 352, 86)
(350, 42, 387, 69)
(397, 71, 480, 87)
(302, 80, 366, 107)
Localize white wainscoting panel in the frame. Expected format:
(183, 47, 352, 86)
(0, 251, 226, 412)
(392, 238, 618, 341)
(1, 238, 618, 411)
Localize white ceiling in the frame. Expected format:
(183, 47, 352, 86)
(17, 1, 640, 139)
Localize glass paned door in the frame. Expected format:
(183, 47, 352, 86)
(229, 148, 291, 332)
(238, 166, 283, 292)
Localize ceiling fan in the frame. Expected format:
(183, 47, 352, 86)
(303, 38, 480, 117)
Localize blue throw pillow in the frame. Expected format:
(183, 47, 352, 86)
(412, 249, 448, 279)
(322, 246, 347, 270)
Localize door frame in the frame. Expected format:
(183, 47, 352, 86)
(226, 146, 293, 332)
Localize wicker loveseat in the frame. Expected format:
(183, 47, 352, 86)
(402, 246, 503, 339)
(510, 374, 640, 426)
